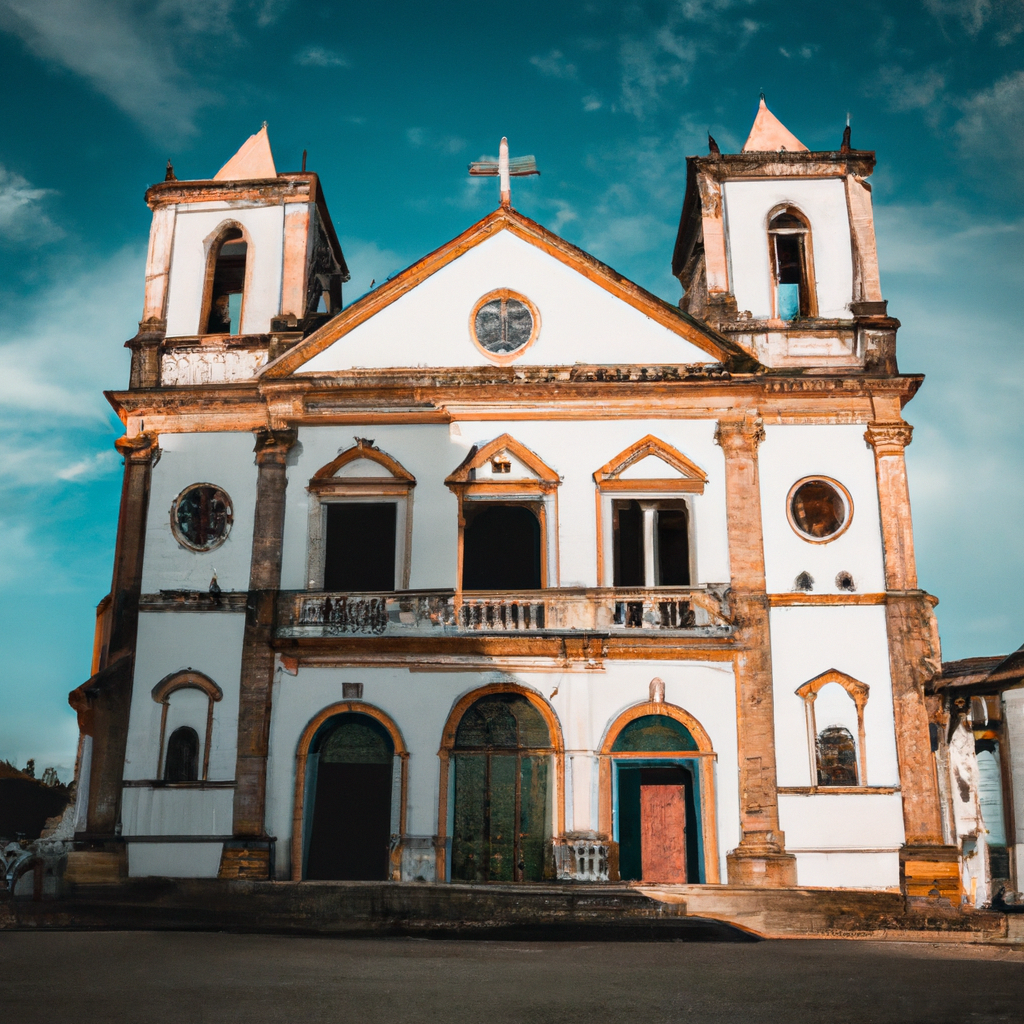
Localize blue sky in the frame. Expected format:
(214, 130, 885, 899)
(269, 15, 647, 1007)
(1, 0, 1022, 780)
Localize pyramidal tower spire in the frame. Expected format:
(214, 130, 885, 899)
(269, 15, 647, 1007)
(742, 97, 808, 153)
(214, 123, 277, 180)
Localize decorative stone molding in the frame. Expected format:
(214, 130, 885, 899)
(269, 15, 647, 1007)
(714, 416, 765, 454)
(114, 431, 161, 465)
(252, 427, 298, 463)
(864, 422, 913, 455)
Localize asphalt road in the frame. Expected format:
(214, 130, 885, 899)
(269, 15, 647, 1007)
(1, 932, 1022, 1023)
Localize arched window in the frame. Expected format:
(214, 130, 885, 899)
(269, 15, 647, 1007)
(203, 226, 248, 335)
(816, 725, 858, 786)
(164, 726, 200, 783)
(768, 208, 816, 319)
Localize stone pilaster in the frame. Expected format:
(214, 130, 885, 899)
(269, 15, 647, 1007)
(716, 417, 797, 887)
(223, 427, 297, 879)
(865, 422, 954, 891)
(125, 319, 166, 390)
(70, 432, 160, 841)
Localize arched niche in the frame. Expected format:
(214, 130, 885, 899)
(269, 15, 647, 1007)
(199, 221, 254, 335)
(291, 701, 408, 881)
(151, 670, 223, 782)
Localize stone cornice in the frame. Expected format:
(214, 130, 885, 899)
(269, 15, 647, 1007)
(864, 422, 914, 455)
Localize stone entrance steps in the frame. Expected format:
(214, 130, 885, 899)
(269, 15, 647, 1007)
(2, 880, 1018, 944)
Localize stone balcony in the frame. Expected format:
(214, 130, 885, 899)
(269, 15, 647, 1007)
(274, 585, 733, 640)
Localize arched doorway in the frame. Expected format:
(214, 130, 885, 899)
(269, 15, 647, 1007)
(599, 701, 720, 884)
(449, 692, 555, 882)
(303, 711, 396, 880)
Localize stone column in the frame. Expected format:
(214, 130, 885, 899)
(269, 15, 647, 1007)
(67, 432, 160, 881)
(222, 427, 297, 880)
(716, 417, 797, 886)
(865, 422, 956, 894)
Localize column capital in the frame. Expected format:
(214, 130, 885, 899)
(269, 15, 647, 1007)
(864, 422, 913, 455)
(114, 431, 161, 465)
(253, 427, 299, 463)
(714, 416, 765, 454)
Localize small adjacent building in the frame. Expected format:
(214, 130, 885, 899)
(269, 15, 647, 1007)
(67, 102, 959, 898)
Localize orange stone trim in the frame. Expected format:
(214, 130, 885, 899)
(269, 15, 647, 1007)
(290, 701, 409, 881)
(468, 288, 542, 365)
(310, 438, 416, 490)
(795, 668, 870, 787)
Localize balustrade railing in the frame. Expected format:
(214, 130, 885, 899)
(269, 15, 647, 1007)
(276, 586, 731, 639)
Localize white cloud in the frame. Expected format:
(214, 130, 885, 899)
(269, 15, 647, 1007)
(0, 0, 291, 142)
(295, 45, 348, 67)
(869, 66, 946, 113)
(954, 69, 1024, 186)
(0, 164, 63, 246)
(405, 127, 467, 154)
(582, 95, 603, 112)
(924, 0, 1024, 43)
(529, 49, 577, 80)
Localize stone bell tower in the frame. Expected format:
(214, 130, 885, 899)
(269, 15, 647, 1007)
(672, 98, 897, 373)
(127, 126, 349, 389)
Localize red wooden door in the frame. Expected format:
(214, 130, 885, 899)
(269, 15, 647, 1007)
(640, 775, 687, 882)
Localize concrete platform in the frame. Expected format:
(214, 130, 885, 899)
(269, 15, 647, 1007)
(1, 880, 1020, 944)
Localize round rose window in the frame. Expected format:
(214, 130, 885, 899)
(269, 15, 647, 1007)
(787, 478, 852, 542)
(470, 289, 540, 361)
(171, 484, 233, 551)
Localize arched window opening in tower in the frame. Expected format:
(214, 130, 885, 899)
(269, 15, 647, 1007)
(768, 208, 816, 319)
(164, 726, 200, 783)
(462, 503, 542, 590)
(204, 228, 248, 335)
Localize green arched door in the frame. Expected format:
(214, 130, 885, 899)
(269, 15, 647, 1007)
(451, 693, 553, 882)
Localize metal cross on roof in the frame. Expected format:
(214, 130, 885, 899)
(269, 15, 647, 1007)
(468, 137, 539, 209)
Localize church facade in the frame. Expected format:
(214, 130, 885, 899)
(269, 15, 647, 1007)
(67, 103, 958, 897)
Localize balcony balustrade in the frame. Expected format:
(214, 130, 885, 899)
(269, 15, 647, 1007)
(275, 586, 732, 639)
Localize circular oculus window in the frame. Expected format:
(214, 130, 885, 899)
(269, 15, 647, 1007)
(469, 289, 540, 363)
(787, 477, 852, 543)
(171, 483, 233, 552)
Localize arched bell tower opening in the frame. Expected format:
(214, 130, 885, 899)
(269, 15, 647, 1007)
(202, 224, 249, 335)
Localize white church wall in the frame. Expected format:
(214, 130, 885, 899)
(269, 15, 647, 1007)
(277, 419, 730, 593)
(141, 432, 258, 594)
(758, 424, 885, 596)
(122, 788, 234, 838)
(124, 611, 244, 783)
(127, 842, 224, 878)
(779, 792, 904, 889)
(299, 230, 715, 373)
(722, 178, 854, 319)
(264, 660, 739, 881)
(1001, 688, 1024, 885)
(770, 605, 899, 789)
(164, 202, 285, 337)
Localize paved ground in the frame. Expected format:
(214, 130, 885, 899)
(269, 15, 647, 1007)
(1, 932, 1022, 1023)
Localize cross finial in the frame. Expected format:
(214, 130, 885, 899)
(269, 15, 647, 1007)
(468, 137, 539, 209)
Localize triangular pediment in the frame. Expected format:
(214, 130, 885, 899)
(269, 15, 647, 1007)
(311, 439, 415, 488)
(446, 434, 560, 491)
(594, 436, 707, 493)
(260, 207, 743, 378)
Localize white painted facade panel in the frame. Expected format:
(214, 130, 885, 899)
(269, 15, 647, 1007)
(121, 787, 234, 837)
(793, 851, 900, 889)
(264, 660, 739, 881)
(758, 424, 885, 596)
(722, 178, 854, 319)
(165, 202, 285, 337)
(277, 419, 730, 592)
(141, 432, 258, 594)
(779, 792, 905, 849)
(124, 611, 244, 782)
(128, 842, 224, 878)
(299, 231, 714, 373)
(769, 605, 899, 788)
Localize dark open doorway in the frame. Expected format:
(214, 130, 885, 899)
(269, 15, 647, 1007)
(305, 713, 394, 880)
(462, 503, 541, 590)
(451, 693, 553, 882)
(324, 502, 397, 591)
